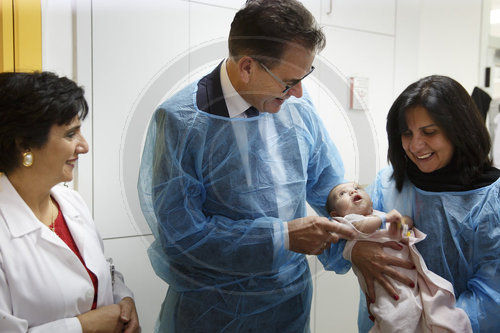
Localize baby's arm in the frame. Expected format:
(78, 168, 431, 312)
(351, 216, 382, 234)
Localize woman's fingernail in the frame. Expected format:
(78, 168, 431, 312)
(410, 282, 415, 288)
(369, 315, 375, 322)
(394, 294, 399, 301)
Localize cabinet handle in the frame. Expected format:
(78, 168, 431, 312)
(326, 0, 333, 15)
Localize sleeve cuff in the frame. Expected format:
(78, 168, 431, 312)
(283, 222, 289, 250)
(380, 214, 387, 229)
(112, 270, 135, 304)
(272, 221, 288, 262)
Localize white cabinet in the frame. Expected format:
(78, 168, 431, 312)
(316, 26, 395, 183)
(92, 0, 190, 239)
(320, 0, 396, 35)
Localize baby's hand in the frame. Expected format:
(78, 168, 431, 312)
(385, 210, 413, 239)
(387, 220, 401, 239)
(385, 209, 403, 224)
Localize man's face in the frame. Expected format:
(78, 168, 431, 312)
(247, 46, 315, 113)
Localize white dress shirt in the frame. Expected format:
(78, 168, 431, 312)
(220, 59, 254, 118)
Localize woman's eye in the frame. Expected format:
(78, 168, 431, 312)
(423, 130, 437, 136)
(401, 130, 411, 137)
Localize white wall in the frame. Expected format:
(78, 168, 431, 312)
(41, 1, 483, 332)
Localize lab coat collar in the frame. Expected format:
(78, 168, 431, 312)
(0, 175, 81, 238)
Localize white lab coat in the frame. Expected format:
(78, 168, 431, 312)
(0, 175, 133, 332)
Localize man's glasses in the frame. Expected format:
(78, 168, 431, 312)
(258, 61, 315, 94)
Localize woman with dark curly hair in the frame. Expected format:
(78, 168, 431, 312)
(0, 72, 140, 332)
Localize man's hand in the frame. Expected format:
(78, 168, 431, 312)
(288, 216, 356, 255)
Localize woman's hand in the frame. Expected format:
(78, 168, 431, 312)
(77, 298, 140, 333)
(118, 297, 140, 333)
(77, 304, 124, 333)
(351, 241, 415, 302)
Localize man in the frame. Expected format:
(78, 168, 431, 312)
(138, 1, 355, 331)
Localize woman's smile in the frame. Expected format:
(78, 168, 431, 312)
(401, 107, 454, 173)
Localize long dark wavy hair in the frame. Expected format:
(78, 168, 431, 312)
(386, 75, 492, 191)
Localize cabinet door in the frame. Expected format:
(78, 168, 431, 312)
(321, 0, 396, 35)
(92, 0, 190, 238)
(312, 27, 394, 185)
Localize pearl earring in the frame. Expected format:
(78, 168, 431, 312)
(22, 151, 34, 167)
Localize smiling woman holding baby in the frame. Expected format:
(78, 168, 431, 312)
(349, 75, 500, 332)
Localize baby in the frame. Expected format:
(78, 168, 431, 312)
(325, 182, 472, 333)
(326, 182, 412, 237)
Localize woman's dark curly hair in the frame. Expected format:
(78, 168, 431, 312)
(229, 0, 325, 68)
(387, 75, 491, 191)
(0, 71, 89, 173)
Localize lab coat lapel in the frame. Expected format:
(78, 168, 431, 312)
(50, 187, 101, 275)
(50, 187, 113, 306)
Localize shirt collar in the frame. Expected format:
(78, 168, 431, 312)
(220, 59, 253, 118)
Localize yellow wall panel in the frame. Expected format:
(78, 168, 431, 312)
(0, 0, 14, 72)
(13, 0, 41, 72)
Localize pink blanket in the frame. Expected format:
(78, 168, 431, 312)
(339, 218, 472, 333)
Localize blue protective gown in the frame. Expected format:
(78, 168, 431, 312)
(357, 167, 500, 333)
(137, 80, 347, 332)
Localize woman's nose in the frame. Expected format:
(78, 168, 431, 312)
(409, 135, 425, 152)
(77, 136, 89, 154)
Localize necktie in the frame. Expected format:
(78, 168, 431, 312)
(245, 106, 259, 118)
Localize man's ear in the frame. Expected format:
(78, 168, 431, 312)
(238, 56, 255, 84)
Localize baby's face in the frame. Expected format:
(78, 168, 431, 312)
(330, 182, 373, 217)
